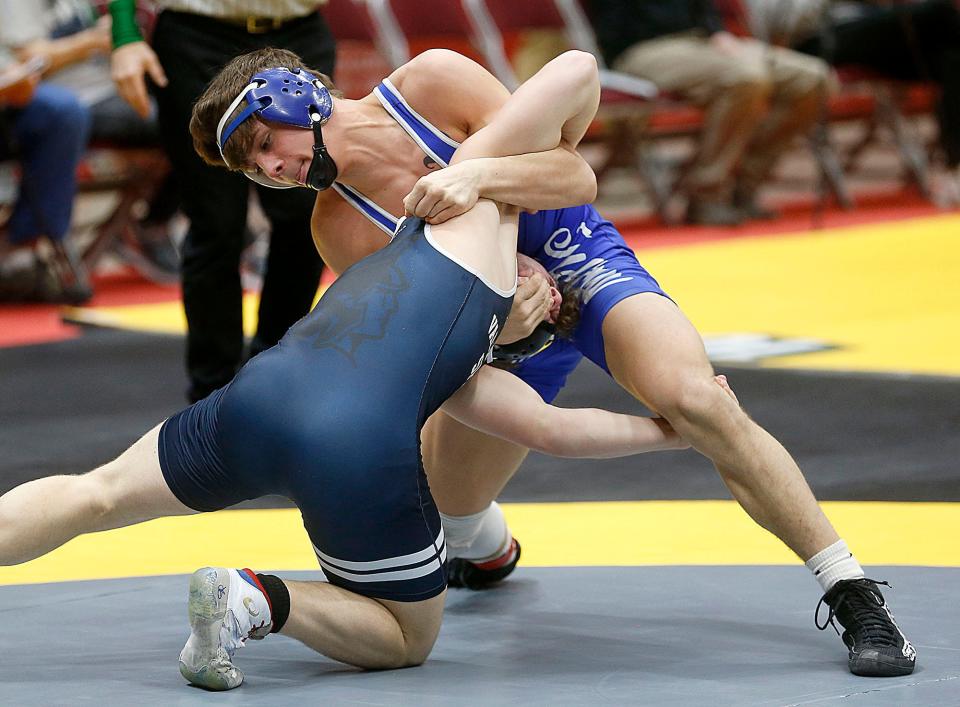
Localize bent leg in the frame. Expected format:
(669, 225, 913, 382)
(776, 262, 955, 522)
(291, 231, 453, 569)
(282, 583, 445, 669)
(0, 424, 194, 565)
(422, 411, 528, 516)
(602, 293, 838, 560)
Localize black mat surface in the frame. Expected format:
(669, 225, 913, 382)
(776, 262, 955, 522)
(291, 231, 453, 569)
(1, 326, 958, 502)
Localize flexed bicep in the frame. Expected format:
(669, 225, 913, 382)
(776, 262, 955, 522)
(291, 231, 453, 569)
(451, 51, 600, 165)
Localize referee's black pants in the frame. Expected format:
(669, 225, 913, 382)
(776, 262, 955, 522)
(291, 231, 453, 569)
(151, 10, 335, 402)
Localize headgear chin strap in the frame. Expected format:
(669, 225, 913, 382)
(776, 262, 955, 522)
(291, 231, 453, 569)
(216, 66, 338, 191)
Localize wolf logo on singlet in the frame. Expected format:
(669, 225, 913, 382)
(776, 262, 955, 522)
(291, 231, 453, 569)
(158, 217, 513, 602)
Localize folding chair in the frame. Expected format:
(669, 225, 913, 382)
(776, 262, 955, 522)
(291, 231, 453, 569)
(321, 0, 394, 97)
(359, 0, 485, 67)
(740, 0, 936, 208)
(464, 0, 691, 222)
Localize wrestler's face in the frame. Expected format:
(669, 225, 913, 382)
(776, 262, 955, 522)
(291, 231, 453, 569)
(247, 120, 315, 187)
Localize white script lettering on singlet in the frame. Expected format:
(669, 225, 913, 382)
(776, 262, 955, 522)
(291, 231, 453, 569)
(543, 222, 632, 304)
(470, 314, 500, 378)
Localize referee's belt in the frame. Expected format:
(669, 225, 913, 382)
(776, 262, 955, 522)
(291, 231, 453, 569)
(219, 13, 313, 34)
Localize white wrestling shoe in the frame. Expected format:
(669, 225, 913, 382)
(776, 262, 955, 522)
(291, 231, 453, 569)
(178, 567, 272, 690)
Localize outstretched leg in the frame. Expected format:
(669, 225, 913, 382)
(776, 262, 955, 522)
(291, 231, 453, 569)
(0, 424, 194, 565)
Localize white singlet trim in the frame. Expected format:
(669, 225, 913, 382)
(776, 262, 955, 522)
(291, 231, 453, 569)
(312, 527, 445, 572)
(423, 223, 517, 298)
(317, 555, 445, 583)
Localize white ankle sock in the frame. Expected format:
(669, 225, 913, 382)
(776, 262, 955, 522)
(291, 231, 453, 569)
(805, 539, 864, 593)
(440, 502, 512, 562)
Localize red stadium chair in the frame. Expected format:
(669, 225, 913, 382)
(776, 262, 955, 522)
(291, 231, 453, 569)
(321, 0, 394, 97)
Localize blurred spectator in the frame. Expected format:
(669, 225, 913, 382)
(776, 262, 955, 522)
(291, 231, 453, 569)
(590, 0, 833, 225)
(11, 0, 181, 278)
(750, 0, 960, 182)
(108, 0, 335, 402)
(0, 0, 95, 303)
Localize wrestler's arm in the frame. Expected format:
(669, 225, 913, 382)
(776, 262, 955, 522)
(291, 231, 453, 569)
(441, 366, 689, 458)
(396, 50, 598, 221)
(310, 189, 390, 274)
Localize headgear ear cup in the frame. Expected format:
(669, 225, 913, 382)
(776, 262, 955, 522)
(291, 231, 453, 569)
(491, 322, 556, 366)
(217, 67, 338, 190)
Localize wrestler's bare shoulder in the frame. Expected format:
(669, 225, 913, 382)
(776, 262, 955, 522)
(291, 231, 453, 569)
(387, 49, 511, 141)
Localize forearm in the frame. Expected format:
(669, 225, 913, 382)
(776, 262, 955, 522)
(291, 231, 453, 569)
(443, 367, 687, 459)
(18, 31, 104, 74)
(540, 408, 687, 459)
(473, 149, 597, 210)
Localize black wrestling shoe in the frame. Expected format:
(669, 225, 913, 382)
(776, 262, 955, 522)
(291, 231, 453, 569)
(816, 578, 917, 677)
(447, 538, 521, 590)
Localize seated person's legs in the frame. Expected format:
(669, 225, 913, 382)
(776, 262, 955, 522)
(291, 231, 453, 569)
(612, 35, 771, 224)
(1, 83, 92, 302)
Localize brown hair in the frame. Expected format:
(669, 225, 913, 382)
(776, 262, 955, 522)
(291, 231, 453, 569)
(189, 47, 340, 170)
(553, 283, 581, 340)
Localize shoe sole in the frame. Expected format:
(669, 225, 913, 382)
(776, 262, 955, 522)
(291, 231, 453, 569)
(849, 650, 916, 677)
(178, 567, 244, 691)
(448, 540, 521, 590)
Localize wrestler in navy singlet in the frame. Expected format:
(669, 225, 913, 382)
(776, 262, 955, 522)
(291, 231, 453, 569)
(334, 79, 672, 402)
(158, 217, 513, 602)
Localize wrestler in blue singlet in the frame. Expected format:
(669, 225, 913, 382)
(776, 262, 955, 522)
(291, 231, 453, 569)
(335, 78, 671, 402)
(158, 217, 513, 602)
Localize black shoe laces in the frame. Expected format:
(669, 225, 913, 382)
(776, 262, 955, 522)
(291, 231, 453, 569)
(815, 578, 899, 647)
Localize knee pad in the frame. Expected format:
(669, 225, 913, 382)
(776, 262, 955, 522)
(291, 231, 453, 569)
(440, 501, 511, 562)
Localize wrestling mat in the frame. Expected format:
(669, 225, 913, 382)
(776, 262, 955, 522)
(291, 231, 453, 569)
(0, 207, 957, 705)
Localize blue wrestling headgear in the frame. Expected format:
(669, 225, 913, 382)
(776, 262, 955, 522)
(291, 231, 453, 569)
(216, 66, 338, 190)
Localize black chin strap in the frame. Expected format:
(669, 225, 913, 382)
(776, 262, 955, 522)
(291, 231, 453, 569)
(305, 118, 338, 191)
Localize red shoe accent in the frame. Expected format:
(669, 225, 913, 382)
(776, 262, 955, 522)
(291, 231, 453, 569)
(472, 538, 518, 571)
(241, 568, 273, 614)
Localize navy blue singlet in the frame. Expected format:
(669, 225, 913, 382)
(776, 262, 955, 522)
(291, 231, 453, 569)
(158, 218, 513, 602)
(335, 78, 671, 402)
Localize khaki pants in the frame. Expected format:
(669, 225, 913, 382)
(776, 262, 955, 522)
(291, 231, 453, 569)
(614, 33, 831, 198)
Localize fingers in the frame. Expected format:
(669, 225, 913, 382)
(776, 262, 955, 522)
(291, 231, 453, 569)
(111, 43, 166, 119)
(403, 177, 443, 218)
(403, 172, 477, 222)
(145, 52, 168, 89)
(517, 276, 552, 327)
(402, 181, 426, 216)
(121, 75, 152, 118)
(714, 374, 740, 405)
(426, 203, 464, 224)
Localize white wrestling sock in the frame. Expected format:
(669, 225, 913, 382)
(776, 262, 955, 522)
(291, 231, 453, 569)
(440, 502, 512, 562)
(805, 539, 865, 593)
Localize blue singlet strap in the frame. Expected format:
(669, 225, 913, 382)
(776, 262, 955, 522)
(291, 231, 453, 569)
(373, 78, 460, 167)
(331, 183, 398, 236)
(331, 79, 462, 236)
